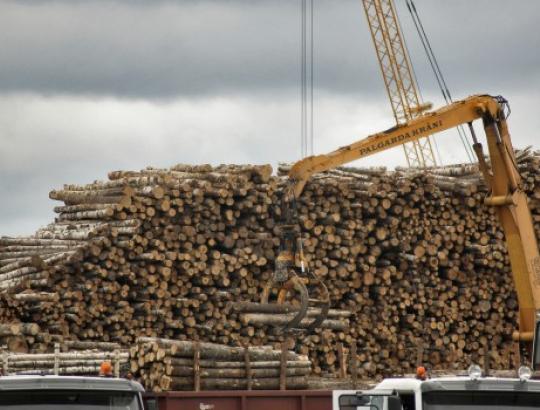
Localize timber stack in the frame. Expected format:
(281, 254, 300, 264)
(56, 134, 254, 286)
(131, 337, 311, 391)
(0, 148, 539, 384)
(1, 343, 128, 376)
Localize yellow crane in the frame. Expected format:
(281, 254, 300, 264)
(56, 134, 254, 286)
(264, 94, 540, 366)
(361, 0, 437, 167)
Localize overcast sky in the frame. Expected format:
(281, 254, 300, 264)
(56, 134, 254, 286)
(1, 0, 539, 236)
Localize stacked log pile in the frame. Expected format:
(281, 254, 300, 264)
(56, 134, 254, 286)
(0, 321, 49, 354)
(131, 337, 311, 391)
(1, 344, 128, 376)
(0, 148, 539, 383)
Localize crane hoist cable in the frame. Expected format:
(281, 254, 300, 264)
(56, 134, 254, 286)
(300, 0, 314, 158)
(395, 5, 444, 166)
(405, 0, 475, 163)
(301, 0, 306, 158)
(310, 0, 314, 156)
(300, 1, 303, 156)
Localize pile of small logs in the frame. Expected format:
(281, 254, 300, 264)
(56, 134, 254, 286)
(1, 344, 128, 376)
(130, 337, 311, 391)
(0, 148, 540, 382)
(0, 322, 44, 353)
(0, 304, 65, 354)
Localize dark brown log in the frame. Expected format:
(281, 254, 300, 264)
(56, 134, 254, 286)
(240, 314, 348, 331)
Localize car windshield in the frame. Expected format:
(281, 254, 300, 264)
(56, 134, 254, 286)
(0, 390, 140, 410)
(423, 391, 540, 410)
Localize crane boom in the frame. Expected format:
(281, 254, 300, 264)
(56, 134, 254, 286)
(288, 95, 492, 196)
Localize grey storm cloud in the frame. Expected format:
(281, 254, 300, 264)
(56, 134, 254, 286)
(0, 0, 539, 99)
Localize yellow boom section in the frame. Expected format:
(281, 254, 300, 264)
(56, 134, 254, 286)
(289, 95, 497, 196)
(287, 94, 540, 354)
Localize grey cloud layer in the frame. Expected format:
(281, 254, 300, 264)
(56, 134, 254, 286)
(1, 0, 539, 98)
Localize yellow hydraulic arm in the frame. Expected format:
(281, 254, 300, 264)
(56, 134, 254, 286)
(273, 94, 540, 363)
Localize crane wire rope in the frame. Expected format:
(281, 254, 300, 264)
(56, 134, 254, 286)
(310, 0, 314, 156)
(404, 0, 476, 163)
(300, 0, 314, 158)
(301, 0, 306, 158)
(395, 4, 444, 166)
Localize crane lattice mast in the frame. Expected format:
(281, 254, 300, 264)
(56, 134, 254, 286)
(362, 0, 437, 167)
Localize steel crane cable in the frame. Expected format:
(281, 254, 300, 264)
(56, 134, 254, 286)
(405, 0, 476, 163)
(309, 0, 314, 156)
(301, 0, 306, 158)
(405, 0, 474, 162)
(300, 0, 314, 158)
(395, 3, 444, 166)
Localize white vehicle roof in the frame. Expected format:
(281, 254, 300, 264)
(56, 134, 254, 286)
(0, 375, 144, 393)
(374, 376, 540, 393)
(374, 378, 423, 392)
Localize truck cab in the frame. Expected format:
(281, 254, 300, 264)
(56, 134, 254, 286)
(334, 367, 540, 410)
(0, 375, 145, 409)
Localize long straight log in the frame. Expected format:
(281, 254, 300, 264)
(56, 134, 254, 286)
(159, 375, 308, 390)
(138, 338, 301, 361)
(13, 365, 127, 375)
(8, 358, 126, 368)
(231, 302, 352, 318)
(7, 352, 129, 361)
(165, 366, 310, 378)
(63, 341, 121, 351)
(13, 293, 59, 303)
(240, 314, 348, 331)
(163, 357, 311, 369)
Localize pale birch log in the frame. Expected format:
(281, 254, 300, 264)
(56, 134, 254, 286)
(137, 338, 301, 361)
(163, 357, 311, 369)
(165, 366, 310, 378)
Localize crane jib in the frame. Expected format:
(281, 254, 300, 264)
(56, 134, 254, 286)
(358, 119, 444, 156)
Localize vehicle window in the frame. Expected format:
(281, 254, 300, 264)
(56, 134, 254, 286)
(0, 390, 140, 410)
(423, 391, 540, 410)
